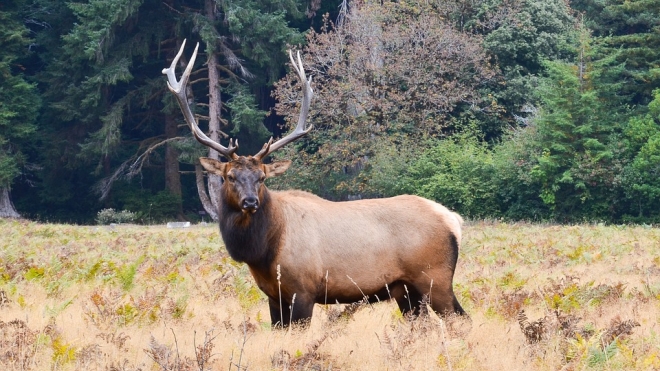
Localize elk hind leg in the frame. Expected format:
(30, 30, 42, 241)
(412, 271, 465, 316)
(390, 282, 423, 317)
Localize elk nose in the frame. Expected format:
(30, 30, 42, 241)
(242, 197, 259, 211)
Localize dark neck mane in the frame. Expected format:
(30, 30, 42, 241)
(218, 189, 281, 268)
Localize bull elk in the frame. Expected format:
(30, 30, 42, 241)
(163, 40, 465, 327)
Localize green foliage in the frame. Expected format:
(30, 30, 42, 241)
(116, 256, 144, 291)
(233, 265, 265, 311)
(395, 135, 501, 219)
(169, 296, 188, 320)
(96, 208, 137, 225)
(24, 266, 45, 281)
(51, 336, 77, 365)
(0, 0, 39, 188)
(115, 302, 138, 325)
(510, 27, 624, 221)
(224, 82, 271, 154)
(473, 0, 578, 137)
(479, 0, 575, 74)
(579, 0, 660, 106)
(619, 90, 660, 222)
(273, 0, 496, 199)
(366, 137, 420, 198)
(11, 0, 309, 223)
(2, 0, 659, 224)
(587, 340, 619, 367)
(223, 0, 305, 82)
(119, 190, 182, 223)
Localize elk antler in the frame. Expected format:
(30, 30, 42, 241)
(162, 39, 238, 160)
(254, 50, 313, 160)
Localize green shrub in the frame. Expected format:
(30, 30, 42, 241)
(394, 136, 502, 219)
(119, 190, 182, 224)
(96, 208, 137, 225)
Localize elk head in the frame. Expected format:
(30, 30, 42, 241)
(162, 40, 313, 214)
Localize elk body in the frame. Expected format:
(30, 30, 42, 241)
(163, 40, 465, 327)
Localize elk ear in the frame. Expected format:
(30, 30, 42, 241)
(199, 157, 228, 175)
(264, 160, 291, 178)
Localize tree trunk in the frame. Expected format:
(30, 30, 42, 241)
(205, 0, 223, 216)
(164, 114, 184, 220)
(0, 188, 21, 218)
(195, 163, 218, 220)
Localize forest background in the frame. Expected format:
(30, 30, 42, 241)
(2, 0, 660, 225)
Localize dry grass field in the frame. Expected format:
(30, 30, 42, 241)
(1, 218, 659, 370)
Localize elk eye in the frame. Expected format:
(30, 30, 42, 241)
(226, 175, 236, 182)
(258, 175, 266, 183)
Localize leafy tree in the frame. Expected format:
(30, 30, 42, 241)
(426, 0, 578, 138)
(618, 90, 660, 221)
(480, 0, 576, 136)
(273, 0, 496, 199)
(0, 0, 40, 217)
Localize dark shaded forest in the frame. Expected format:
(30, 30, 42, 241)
(2, 0, 660, 224)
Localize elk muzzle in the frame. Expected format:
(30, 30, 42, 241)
(242, 196, 260, 213)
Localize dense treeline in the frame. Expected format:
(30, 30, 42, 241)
(1, 0, 659, 224)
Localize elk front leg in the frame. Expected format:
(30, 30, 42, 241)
(269, 297, 291, 329)
(269, 295, 313, 328)
(289, 295, 314, 326)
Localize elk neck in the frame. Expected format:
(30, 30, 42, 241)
(218, 187, 283, 269)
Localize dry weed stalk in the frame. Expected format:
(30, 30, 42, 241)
(0, 319, 38, 370)
(83, 289, 124, 329)
(97, 331, 131, 351)
(518, 309, 592, 345)
(143, 330, 197, 371)
(378, 307, 438, 369)
(518, 307, 643, 368)
(271, 330, 335, 371)
(0, 290, 9, 307)
(228, 320, 252, 371)
(194, 329, 218, 371)
(75, 343, 103, 369)
(498, 289, 532, 319)
(106, 358, 143, 371)
(437, 316, 453, 371)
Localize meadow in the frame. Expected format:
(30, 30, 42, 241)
(0, 218, 659, 370)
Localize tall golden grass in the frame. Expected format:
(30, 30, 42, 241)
(1, 218, 659, 370)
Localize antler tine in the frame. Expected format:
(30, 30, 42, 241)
(163, 39, 238, 160)
(254, 50, 313, 160)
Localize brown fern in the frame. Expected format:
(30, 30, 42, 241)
(518, 310, 547, 343)
(327, 300, 366, 323)
(600, 316, 640, 348)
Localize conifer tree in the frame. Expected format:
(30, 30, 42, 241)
(32, 0, 306, 221)
(528, 26, 621, 220)
(0, 0, 40, 217)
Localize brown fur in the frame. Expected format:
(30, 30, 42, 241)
(199, 156, 465, 327)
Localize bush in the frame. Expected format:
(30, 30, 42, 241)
(119, 190, 182, 224)
(403, 137, 502, 219)
(96, 208, 137, 225)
